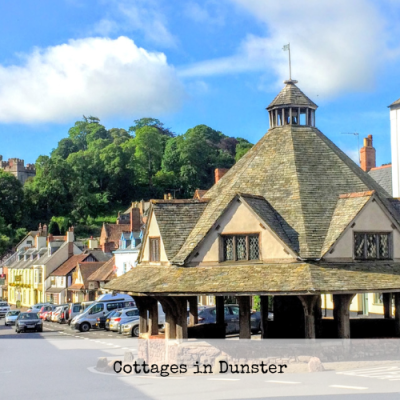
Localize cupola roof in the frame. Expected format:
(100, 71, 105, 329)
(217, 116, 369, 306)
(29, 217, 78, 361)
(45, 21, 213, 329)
(267, 80, 317, 110)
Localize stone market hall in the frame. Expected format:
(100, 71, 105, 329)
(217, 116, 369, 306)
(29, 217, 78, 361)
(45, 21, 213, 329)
(106, 80, 400, 340)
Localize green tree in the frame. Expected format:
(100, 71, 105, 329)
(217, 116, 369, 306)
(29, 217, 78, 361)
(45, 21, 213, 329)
(134, 126, 163, 187)
(235, 138, 253, 161)
(51, 138, 78, 159)
(0, 170, 24, 226)
(129, 118, 175, 137)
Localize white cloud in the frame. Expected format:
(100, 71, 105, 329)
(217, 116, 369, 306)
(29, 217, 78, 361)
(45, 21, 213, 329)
(92, 0, 176, 48)
(181, 0, 399, 97)
(0, 36, 185, 124)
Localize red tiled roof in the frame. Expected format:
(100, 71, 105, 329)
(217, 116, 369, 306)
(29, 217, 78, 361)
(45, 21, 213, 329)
(88, 257, 116, 282)
(78, 262, 106, 288)
(50, 254, 88, 276)
(68, 283, 84, 290)
(102, 223, 130, 246)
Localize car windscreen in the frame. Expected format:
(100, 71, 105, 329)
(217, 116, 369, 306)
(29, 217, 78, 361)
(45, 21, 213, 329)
(0, 302, 8, 306)
(88, 303, 104, 314)
(126, 309, 139, 317)
(7, 311, 20, 316)
(19, 313, 39, 320)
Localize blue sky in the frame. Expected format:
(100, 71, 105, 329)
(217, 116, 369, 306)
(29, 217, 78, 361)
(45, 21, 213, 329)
(0, 0, 399, 166)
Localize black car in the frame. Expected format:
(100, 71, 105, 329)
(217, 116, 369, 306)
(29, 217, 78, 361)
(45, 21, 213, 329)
(15, 312, 43, 333)
(95, 311, 113, 329)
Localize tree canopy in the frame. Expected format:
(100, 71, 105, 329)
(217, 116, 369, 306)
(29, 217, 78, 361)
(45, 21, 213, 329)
(0, 116, 253, 255)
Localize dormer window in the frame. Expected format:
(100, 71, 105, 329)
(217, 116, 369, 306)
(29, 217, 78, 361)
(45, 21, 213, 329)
(354, 232, 391, 260)
(149, 237, 160, 262)
(222, 234, 260, 261)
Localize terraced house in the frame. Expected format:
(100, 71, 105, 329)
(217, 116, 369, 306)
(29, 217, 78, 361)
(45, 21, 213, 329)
(7, 227, 82, 307)
(106, 80, 400, 340)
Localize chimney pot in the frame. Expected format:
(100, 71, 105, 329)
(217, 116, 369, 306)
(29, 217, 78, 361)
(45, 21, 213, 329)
(360, 134, 376, 172)
(215, 168, 229, 184)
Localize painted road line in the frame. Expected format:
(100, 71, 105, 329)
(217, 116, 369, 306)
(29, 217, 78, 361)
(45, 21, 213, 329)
(267, 380, 301, 384)
(330, 385, 368, 390)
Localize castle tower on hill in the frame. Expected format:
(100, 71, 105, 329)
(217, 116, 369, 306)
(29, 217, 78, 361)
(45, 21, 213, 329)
(0, 156, 36, 184)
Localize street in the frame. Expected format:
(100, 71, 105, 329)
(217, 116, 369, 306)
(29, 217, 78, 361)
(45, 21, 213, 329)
(1, 319, 400, 399)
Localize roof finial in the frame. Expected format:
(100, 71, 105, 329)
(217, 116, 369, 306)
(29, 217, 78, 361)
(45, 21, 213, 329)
(282, 43, 292, 81)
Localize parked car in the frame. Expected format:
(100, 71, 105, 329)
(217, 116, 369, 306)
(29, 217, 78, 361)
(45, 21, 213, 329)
(27, 303, 51, 313)
(57, 305, 70, 323)
(38, 305, 53, 320)
(0, 301, 10, 318)
(121, 318, 141, 337)
(15, 312, 43, 333)
(67, 303, 81, 325)
(45, 305, 58, 321)
(50, 305, 69, 322)
(70, 293, 134, 332)
(95, 311, 113, 329)
(197, 304, 268, 334)
(109, 308, 139, 332)
(4, 310, 20, 325)
(105, 310, 120, 331)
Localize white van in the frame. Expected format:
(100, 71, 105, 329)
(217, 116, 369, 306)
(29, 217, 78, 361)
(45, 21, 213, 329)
(70, 293, 134, 332)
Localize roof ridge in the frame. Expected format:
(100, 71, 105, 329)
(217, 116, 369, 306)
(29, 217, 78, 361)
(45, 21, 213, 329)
(339, 190, 375, 199)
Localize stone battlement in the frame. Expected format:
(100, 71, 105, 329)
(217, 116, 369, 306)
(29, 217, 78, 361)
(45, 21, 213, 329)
(0, 155, 36, 184)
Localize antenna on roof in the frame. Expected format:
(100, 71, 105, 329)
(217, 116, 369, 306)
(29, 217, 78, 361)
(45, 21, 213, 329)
(341, 132, 360, 165)
(282, 43, 292, 80)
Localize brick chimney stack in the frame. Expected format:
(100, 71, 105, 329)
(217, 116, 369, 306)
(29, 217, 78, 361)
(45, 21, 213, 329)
(130, 207, 141, 232)
(215, 168, 229, 184)
(360, 135, 376, 172)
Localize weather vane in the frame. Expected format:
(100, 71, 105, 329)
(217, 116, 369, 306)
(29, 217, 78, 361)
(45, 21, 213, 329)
(282, 43, 292, 80)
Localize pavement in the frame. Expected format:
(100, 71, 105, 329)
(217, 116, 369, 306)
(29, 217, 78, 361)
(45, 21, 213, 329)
(1, 317, 400, 399)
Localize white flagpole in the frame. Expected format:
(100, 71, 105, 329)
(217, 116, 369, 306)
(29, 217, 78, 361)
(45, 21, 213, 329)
(288, 43, 292, 80)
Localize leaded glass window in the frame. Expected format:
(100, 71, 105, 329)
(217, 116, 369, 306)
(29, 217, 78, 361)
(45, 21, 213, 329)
(236, 236, 247, 260)
(223, 236, 234, 261)
(222, 234, 260, 261)
(354, 233, 391, 260)
(249, 236, 259, 260)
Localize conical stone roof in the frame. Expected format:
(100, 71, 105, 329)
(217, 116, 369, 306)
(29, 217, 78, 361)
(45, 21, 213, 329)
(267, 80, 317, 109)
(173, 125, 392, 263)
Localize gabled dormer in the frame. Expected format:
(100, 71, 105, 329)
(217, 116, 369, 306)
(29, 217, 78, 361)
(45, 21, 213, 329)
(188, 194, 297, 266)
(322, 191, 400, 261)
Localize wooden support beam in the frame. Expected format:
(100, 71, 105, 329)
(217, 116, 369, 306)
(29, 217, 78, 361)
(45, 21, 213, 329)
(148, 298, 159, 336)
(174, 297, 188, 339)
(383, 293, 393, 319)
(237, 296, 251, 339)
(395, 293, 400, 337)
(260, 295, 269, 339)
(333, 294, 355, 339)
(215, 296, 225, 338)
(188, 296, 198, 326)
(298, 295, 319, 339)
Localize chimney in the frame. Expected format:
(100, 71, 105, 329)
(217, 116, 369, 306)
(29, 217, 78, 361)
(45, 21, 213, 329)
(360, 134, 376, 172)
(215, 168, 229, 184)
(88, 238, 99, 249)
(164, 193, 168, 200)
(130, 208, 141, 232)
(43, 224, 48, 236)
(66, 226, 75, 243)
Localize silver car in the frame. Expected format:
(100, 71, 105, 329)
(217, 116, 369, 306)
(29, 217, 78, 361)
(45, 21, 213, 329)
(121, 318, 140, 337)
(109, 308, 139, 332)
(5, 310, 20, 326)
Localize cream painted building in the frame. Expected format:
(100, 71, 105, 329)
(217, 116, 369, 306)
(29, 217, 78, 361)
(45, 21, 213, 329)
(7, 229, 82, 307)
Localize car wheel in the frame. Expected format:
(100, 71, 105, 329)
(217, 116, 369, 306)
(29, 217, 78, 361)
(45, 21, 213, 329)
(15, 328, 20, 333)
(4, 323, 8, 326)
(132, 325, 140, 337)
(79, 322, 90, 332)
(37, 327, 43, 332)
